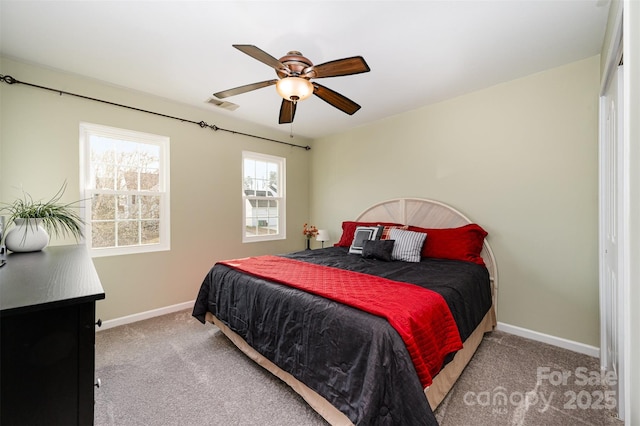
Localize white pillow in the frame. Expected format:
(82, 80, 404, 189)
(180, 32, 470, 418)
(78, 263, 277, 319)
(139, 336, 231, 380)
(388, 228, 427, 262)
(348, 226, 381, 254)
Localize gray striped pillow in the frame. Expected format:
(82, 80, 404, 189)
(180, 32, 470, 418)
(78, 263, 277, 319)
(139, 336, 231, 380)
(388, 228, 427, 262)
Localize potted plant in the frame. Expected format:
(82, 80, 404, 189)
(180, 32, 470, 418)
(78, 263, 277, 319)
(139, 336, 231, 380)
(1, 182, 84, 252)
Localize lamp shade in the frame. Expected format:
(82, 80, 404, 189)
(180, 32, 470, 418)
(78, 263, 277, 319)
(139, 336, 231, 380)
(276, 77, 314, 102)
(316, 229, 330, 242)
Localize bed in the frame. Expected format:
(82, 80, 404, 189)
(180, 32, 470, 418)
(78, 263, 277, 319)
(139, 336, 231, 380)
(193, 198, 497, 425)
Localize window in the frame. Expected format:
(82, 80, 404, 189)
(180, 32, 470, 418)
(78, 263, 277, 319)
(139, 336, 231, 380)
(80, 122, 170, 257)
(242, 151, 285, 242)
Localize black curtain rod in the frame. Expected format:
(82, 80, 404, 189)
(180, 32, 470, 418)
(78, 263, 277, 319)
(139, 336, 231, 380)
(0, 74, 311, 151)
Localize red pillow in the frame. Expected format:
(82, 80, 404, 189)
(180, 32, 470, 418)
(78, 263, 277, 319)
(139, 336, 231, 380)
(407, 223, 488, 266)
(379, 224, 408, 240)
(335, 221, 403, 247)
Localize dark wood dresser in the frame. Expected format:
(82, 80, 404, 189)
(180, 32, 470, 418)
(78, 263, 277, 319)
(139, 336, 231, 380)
(0, 244, 105, 425)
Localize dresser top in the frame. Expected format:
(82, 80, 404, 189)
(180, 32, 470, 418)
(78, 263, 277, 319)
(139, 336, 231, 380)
(0, 244, 105, 316)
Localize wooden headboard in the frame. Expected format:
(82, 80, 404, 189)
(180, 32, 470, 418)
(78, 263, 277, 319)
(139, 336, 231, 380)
(356, 198, 498, 313)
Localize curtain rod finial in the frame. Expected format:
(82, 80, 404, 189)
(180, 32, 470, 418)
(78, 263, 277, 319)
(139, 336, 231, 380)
(1, 75, 18, 85)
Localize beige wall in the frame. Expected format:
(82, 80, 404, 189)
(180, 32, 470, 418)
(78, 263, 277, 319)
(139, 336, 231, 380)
(0, 55, 606, 348)
(310, 56, 601, 347)
(0, 57, 312, 321)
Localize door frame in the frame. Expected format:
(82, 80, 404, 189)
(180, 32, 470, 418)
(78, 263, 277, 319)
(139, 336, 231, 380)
(598, 3, 627, 421)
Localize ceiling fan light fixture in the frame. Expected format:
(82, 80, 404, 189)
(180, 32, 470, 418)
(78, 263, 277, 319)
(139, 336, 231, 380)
(276, 77, 313, 102)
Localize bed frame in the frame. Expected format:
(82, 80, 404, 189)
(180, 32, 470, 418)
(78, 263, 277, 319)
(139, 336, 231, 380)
(205, 198, 498, 425)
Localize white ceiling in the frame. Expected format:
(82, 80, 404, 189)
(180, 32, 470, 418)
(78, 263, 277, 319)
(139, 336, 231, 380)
(0, 0, 610, 140)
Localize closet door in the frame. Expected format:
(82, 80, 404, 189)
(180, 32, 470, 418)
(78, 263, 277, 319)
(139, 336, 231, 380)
(599, 63, 624, 420)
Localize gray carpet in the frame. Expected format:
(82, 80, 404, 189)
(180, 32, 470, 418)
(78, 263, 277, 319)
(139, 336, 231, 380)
(95, 310, 622, 425)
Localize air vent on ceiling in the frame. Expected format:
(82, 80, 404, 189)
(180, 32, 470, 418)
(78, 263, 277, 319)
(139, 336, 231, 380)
(206, 98, 239, 111)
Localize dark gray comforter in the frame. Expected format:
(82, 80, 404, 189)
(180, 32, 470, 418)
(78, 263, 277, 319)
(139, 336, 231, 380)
(193, 247, 492, 425)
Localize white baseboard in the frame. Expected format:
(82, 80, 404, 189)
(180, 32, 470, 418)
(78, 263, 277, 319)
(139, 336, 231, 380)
(98, 300, 195, 331)
(496, 322, 600, 358)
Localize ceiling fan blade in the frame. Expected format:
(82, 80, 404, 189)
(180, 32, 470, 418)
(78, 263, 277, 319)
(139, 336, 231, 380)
(278, 99, 297, 124)
(312, 83, 361, 115)
(233, 44, 291, 75)
(213, 79, 278, 99)
(302, 56, 370, 79)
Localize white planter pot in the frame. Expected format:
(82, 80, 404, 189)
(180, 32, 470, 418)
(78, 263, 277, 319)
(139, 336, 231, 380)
(5, 218, 50, 252)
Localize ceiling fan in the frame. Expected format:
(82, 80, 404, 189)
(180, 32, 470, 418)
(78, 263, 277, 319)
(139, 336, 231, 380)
(213, 45, 370, 124)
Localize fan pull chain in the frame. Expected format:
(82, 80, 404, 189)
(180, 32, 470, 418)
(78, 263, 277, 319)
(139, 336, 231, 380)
(289, 99, 296, 138)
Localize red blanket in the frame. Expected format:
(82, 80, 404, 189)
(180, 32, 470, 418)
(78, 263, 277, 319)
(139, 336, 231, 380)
(219, 255, 463, 387)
